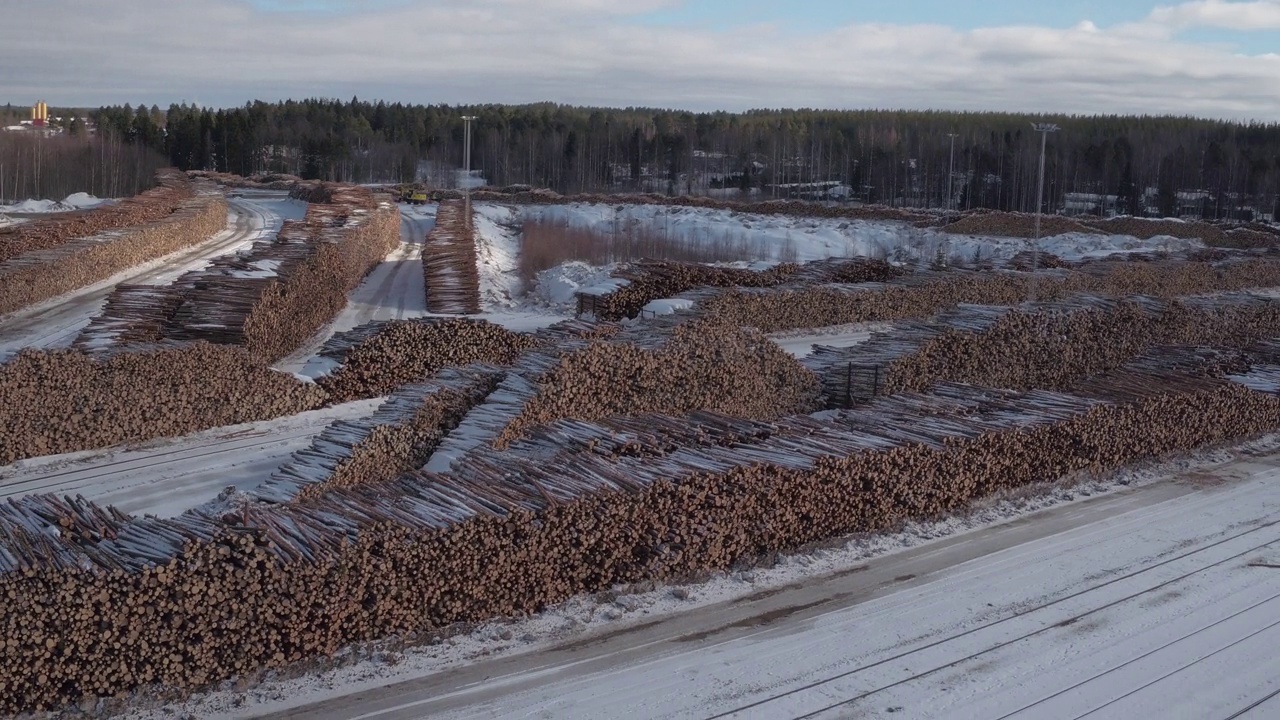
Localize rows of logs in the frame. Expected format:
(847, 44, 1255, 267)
(941, 211, 1101, 238)
(0, 343, 327, 465)
(0, 354, 1276, 712)
(188, 170, 311, 192)
(805, 293, 1280, 406)
(74, 184, 399, 363)
(423, 200, 482, 314)
(0, 181, 226, 316)
(316, 317, 609, 402)
(0, 169, 194, 265)
(252, 365, 504, 503)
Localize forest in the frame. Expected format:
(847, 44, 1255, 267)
(2, 99, 1278, 220)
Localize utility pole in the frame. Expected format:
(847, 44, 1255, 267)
(461, 115, 477, 229)
(1030, 122, 1059, 302)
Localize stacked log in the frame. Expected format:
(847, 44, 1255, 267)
(1082, 216, 1228, 246)
(0, 355, 1276, 713)
(0, 169, 193, 264)
(88, 184, 399, 362)
(941, 211, 1100, 238)
(423, 200, 482, 314)
(491, 318, 824, 448)
(806, 294, 1280, 404)
(188, 170, 311, 192)
(0, 182, 226, 316)
(0, 343, 327, 465)
(252, 365, 504, 503)
(316, 318, 541, 402)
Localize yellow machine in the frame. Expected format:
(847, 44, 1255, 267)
(399, 186, 429, 205)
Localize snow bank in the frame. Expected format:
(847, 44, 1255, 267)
(472, 204, 523, 310)
(532, 261, 619, 308)
(0, 192, 107, 214)
(640, 298, 696, 316)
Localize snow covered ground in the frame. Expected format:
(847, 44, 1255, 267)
(0, 398, 382, 518)
(769, 322, 892, 357)
(470, 202, 1209, 316)
(0, 191, 109, 214)
(0, 192, 303, 359)
(121, 436, 1280, 720)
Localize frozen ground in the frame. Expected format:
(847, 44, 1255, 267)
(0, 191, 303, 359)
(0, 398, 382, 518)
(122, 436, 1280, 720)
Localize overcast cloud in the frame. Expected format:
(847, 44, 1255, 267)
(3, 0, 1279, 119)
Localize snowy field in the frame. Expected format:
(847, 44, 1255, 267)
(471, 202, 1210, 318)
(121, 437, 1280, 720)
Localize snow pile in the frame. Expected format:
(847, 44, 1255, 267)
(0, 192, 107, 214)
(1039, 232, 1203, 259)
(0, 214, 24, 228)
(640, 297, 696, 316)
(531, 261, 619, 308)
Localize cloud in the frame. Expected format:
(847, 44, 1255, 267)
(2, 0, 1279, 120)
(1147, 0, 1280, 30)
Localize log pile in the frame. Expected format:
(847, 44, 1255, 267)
(0, 182, 226, 316)
(0, 354, 1275, 713)
(0, 169, 193, 264)
(316, 318, 541, 402)
(805, 294, 1280, 403)
(1082, 216, 1228, 246)
(0, 343, 327, 465)
(252, 365, 504, 503)
(188, 170, 310, 192)
(941, 211, 1101, 238)
(423, 200, 481, 314)
(491, 319, 823, 449)
(81, 184, 399, 362)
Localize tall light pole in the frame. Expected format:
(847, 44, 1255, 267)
(947, 133, 959, 215)
(1030, 122, 1059, 301)
(461, 115, 477, 228)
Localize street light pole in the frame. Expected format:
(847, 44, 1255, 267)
(1030, 122, 1059, 302)
(461, 115, 477, 229)
(946, 133, 958, 216)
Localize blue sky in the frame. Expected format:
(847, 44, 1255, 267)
(247, 0, 1280, 53)
(6, 0, 1280, 118)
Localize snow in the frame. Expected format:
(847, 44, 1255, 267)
(769, 322, 892, 358)
(0, 398, 383, 518)
(0, 192, 108, 214)
(640, 297, 696, 316)
(531, 261, 619, 308)
(472, 204, 524, 309)
(119, 435, 1280, 720)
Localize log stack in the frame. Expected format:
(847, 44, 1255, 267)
(0, 351, 1275, 713)
(423, 200, 482, 314)
(0, 343, 327, 465)
(0, 179, 226, 316)
(0, 169, 194, 264)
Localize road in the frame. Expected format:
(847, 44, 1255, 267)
(0, 192, 302, 358)
(0, 398, 382, 517)
(253, 450, 1280, 720)
(275, 204, 433, 376)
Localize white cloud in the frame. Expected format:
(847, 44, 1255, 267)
(2, 0, 1279, 120)
(1147, 0, 1280, 30)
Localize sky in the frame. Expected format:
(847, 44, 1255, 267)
(3, 0, 1280, 120)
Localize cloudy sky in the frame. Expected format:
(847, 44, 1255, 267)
(4, 0, 1280, 119)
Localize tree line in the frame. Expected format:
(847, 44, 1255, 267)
(4, 99, 1279, 219)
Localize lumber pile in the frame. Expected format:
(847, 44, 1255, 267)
(1082, 216, 1227, 246)
(252, 365, 504, 503)
(0, 354, 1275, 713)
(0, 343, 327, 465)
(423, 200, 481, 314)
(188, 170, 311, 192)
(0, 169, 194, 264)
(0, 180, 226, 316)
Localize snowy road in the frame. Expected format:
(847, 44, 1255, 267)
(0, 398, 382, 517)
(275, 205, 432, 375)
(0, 191, 302, 358)
(253, 452, 1280, 720)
